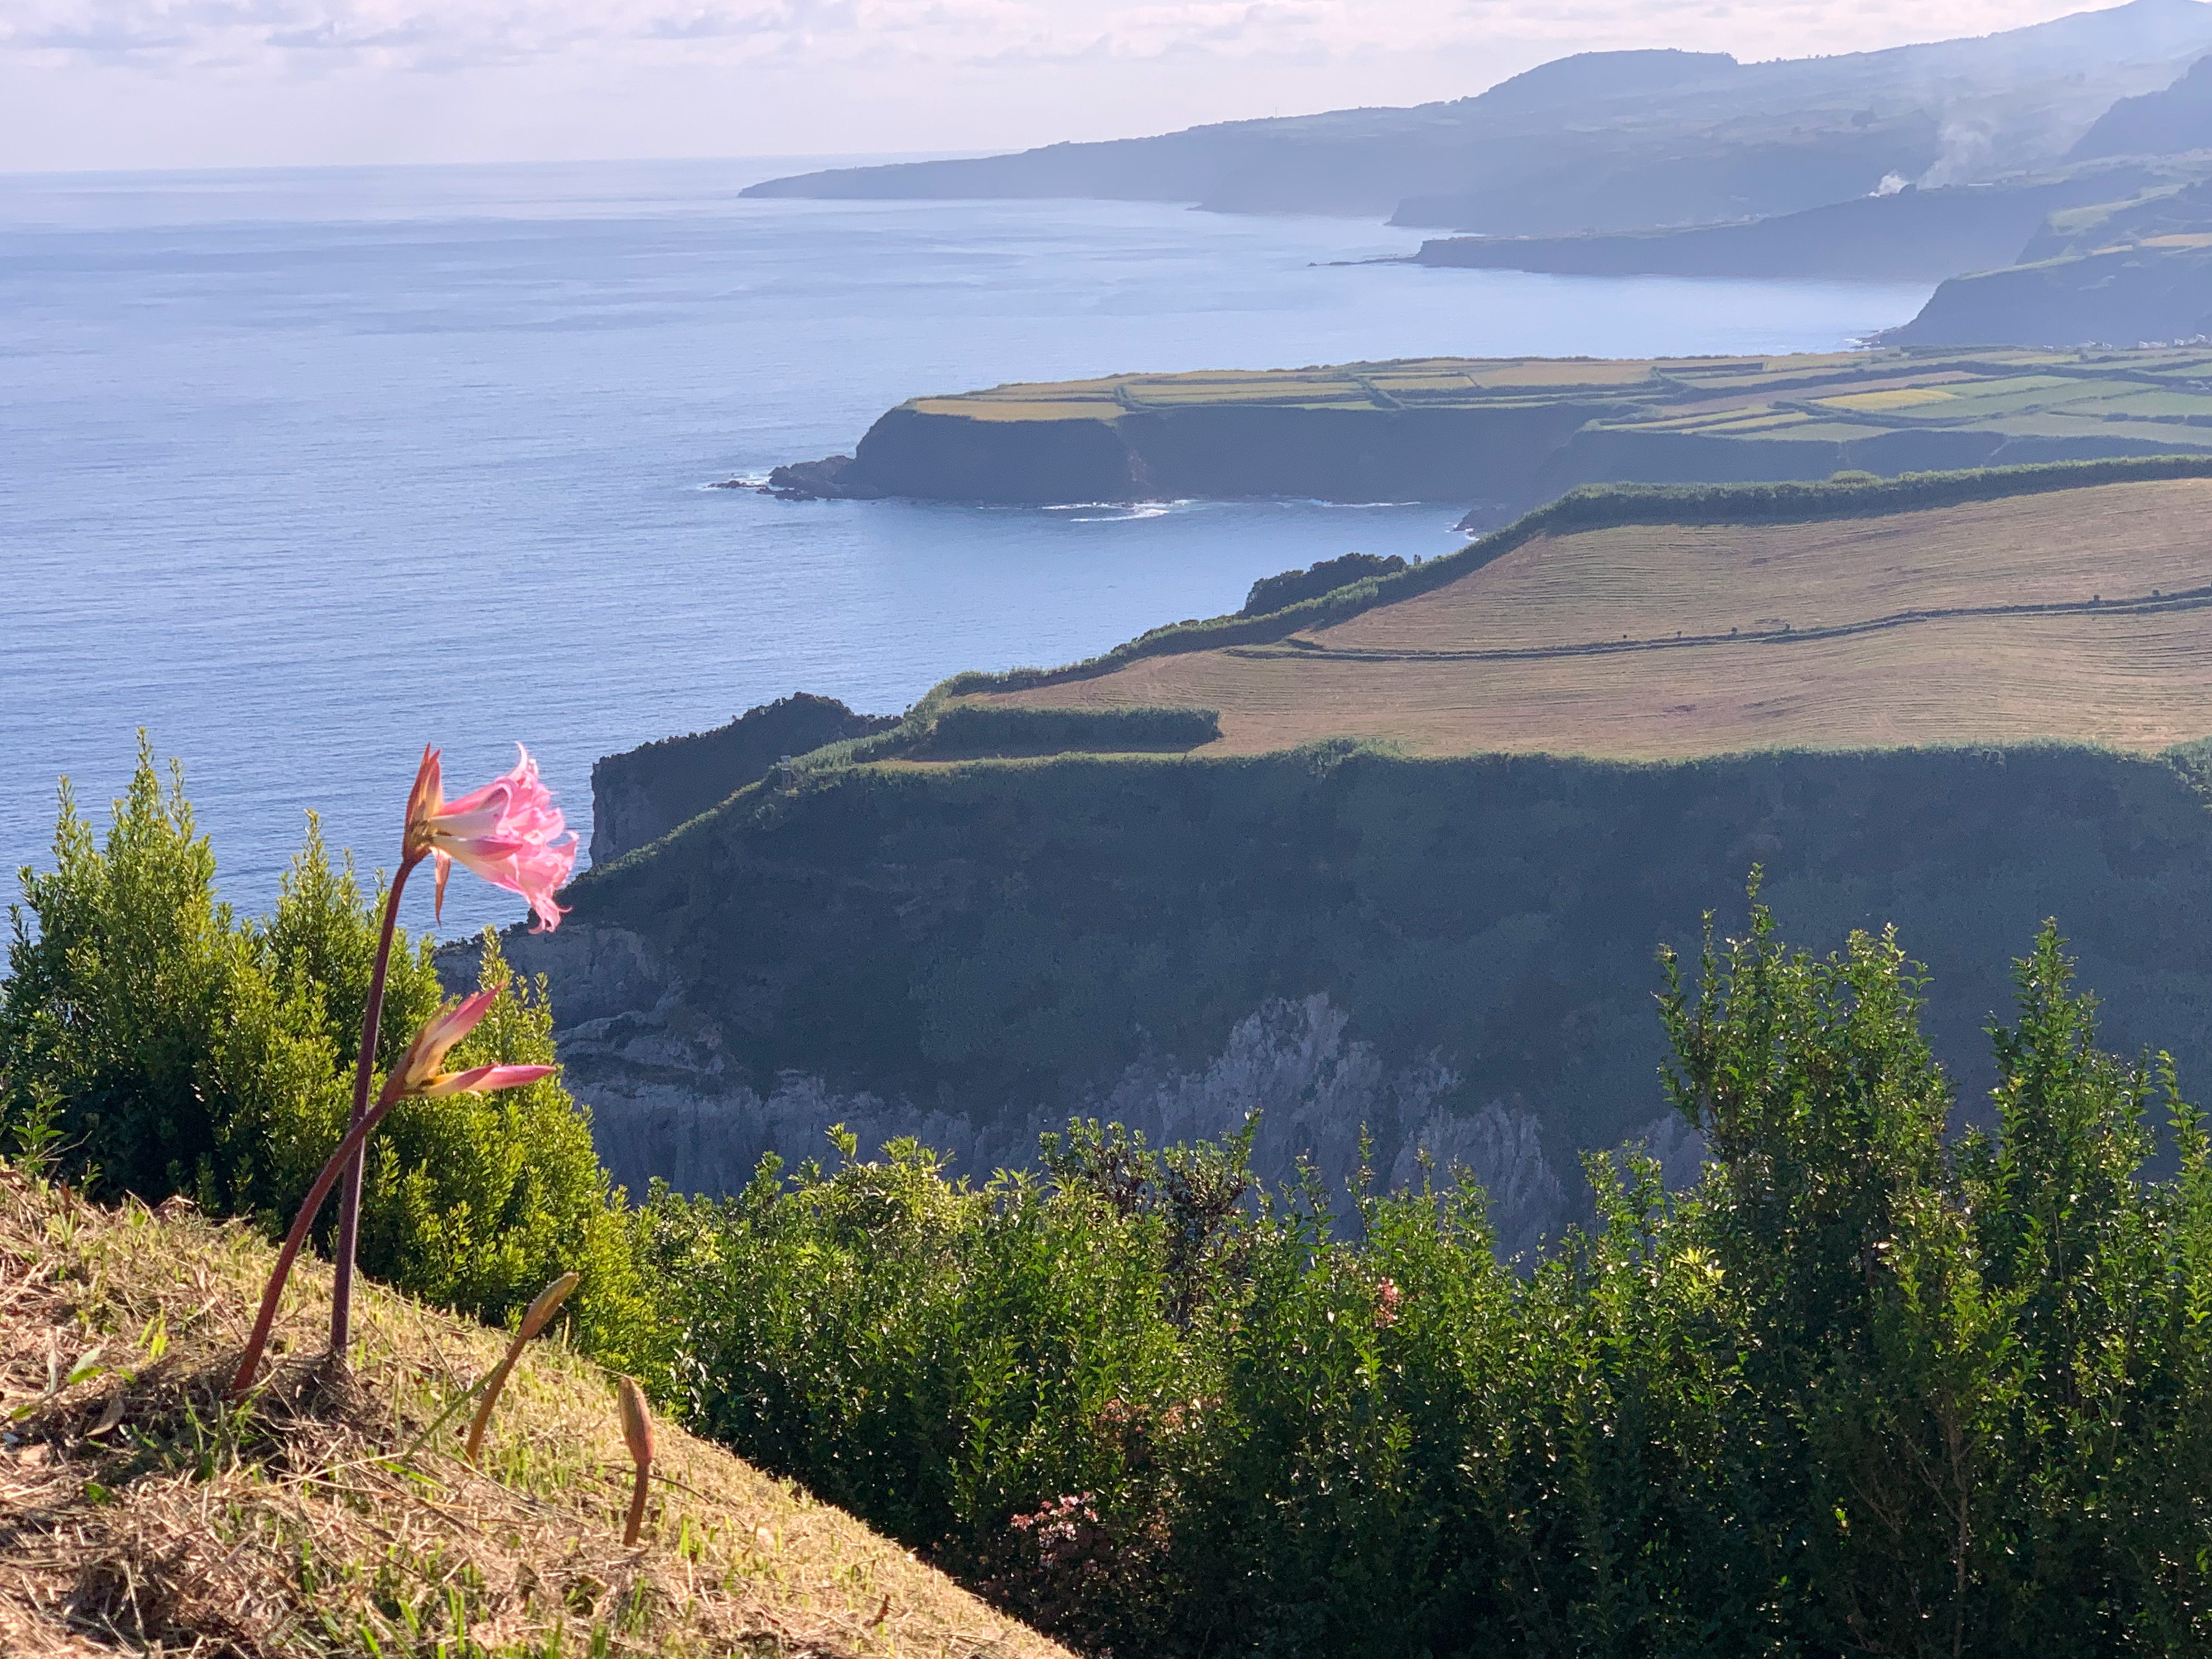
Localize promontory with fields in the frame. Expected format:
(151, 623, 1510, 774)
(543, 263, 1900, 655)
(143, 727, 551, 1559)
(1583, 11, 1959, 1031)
(502, 456, 2212, 1257)
(768, 345, 2212, 523)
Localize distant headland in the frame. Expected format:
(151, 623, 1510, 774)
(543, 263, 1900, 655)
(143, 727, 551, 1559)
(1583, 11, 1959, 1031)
(759, 346, 2212, 528)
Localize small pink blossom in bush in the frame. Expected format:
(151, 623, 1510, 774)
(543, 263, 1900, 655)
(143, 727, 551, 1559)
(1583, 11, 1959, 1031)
(1375, 1276, 1403, 1328)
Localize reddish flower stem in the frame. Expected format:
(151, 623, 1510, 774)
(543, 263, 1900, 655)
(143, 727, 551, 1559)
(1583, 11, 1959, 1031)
(230, 1081, 407, 1400)
(330, 855, 420, 1356)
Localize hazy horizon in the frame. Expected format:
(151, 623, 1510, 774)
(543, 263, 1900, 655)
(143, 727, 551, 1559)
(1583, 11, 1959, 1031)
(2, 0, 2189, 176)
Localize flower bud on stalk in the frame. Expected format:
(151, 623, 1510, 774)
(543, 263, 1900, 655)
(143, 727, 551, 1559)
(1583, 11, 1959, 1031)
(464, 1271, 581, 1465)
(229, 991, 553, 1400)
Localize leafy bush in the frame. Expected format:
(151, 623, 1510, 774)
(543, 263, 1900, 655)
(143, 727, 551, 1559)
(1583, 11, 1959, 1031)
(1, 740, 664, 1379)
(651, 899, 2212, 1657)
(1241, 552, 1408, 618)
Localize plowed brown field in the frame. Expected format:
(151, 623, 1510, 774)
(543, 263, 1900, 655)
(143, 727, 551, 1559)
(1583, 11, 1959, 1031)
(971, 478, 2212, 760)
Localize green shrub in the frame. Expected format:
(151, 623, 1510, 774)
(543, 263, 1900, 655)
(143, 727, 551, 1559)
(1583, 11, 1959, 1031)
(1, 739, 665, 1381)
(1241, 552, 1408, 618)
(652, 897, 2212, 1657)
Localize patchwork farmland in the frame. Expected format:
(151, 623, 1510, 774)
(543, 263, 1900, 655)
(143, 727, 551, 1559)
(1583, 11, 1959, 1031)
(963, 471, 2212, 760)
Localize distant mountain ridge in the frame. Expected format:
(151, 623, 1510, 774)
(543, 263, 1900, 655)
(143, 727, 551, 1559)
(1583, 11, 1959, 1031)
(743, 1, 2212, 230)
(2073, 45, 2212, 155)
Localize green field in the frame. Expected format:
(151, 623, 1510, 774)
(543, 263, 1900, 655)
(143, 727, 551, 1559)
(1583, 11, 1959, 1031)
(958, 464, 2212, 760)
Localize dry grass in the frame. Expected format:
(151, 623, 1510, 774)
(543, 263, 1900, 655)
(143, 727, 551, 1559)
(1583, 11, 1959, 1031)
(1318, 479, 2212, 654)
(0, 1168, 1071, 1659)
(968, 478, 2212, 761)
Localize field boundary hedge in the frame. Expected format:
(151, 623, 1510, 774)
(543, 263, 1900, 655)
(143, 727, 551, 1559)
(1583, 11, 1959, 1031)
(923, 703, 1220, 756)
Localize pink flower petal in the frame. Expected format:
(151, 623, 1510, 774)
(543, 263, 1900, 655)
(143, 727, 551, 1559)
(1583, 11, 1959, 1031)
(419, 1063, 555, 1098)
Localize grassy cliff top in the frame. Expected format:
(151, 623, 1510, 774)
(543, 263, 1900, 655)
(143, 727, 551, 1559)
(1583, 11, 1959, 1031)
(901, 345, 2212, 449)
(0, 1165, 1068, 1659)
(949, 462, 2212, 763)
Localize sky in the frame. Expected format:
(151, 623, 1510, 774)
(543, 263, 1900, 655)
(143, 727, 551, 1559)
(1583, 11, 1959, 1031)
(0, 0, 2176, 173)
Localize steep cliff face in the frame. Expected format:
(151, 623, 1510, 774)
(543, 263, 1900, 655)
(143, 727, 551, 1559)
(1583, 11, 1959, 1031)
(803, 398, 1629, 509)
(588, 694, 899, 866)
(1893, 241, 2212, 347)
(2072, 49, 2212, 159)
(500, 742, 2212, 1249)
(532, 971, 1630, 1257)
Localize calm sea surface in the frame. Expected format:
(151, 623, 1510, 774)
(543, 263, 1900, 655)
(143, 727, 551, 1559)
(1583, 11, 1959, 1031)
(2, 158, 1934, 937)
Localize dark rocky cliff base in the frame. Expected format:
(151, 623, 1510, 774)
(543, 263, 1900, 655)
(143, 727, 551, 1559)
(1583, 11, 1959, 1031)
(507, 742, 2212, 1256)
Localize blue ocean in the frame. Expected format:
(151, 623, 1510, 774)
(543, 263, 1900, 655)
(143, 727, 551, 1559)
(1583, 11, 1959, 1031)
(1, 158, 1933, 937)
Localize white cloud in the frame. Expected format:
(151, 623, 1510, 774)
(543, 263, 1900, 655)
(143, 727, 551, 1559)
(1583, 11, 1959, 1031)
(0, 0, 2122, 71)
(0, 0, 2162, 170)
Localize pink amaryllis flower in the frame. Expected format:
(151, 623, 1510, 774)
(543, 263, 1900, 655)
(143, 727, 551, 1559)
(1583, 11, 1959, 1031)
(233, 988, 555, 1398)
(404, 743, 577, 932)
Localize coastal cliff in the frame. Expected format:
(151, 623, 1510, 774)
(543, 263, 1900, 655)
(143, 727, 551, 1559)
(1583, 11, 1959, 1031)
(738, 10, 2212, 225)
(1892, 239, 2212, 346)
(765, 350, 2212, 520)
(1412, 166, 2171, 282)
(769, 393, 1619, 508)
(497, 742, 2212, 1255)
(515, 464, 2212, 1251)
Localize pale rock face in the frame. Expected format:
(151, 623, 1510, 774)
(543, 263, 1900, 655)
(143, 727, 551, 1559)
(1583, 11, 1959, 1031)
(1390, 1101, 1565, 1260)
(471, 922, 1702, 1256)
